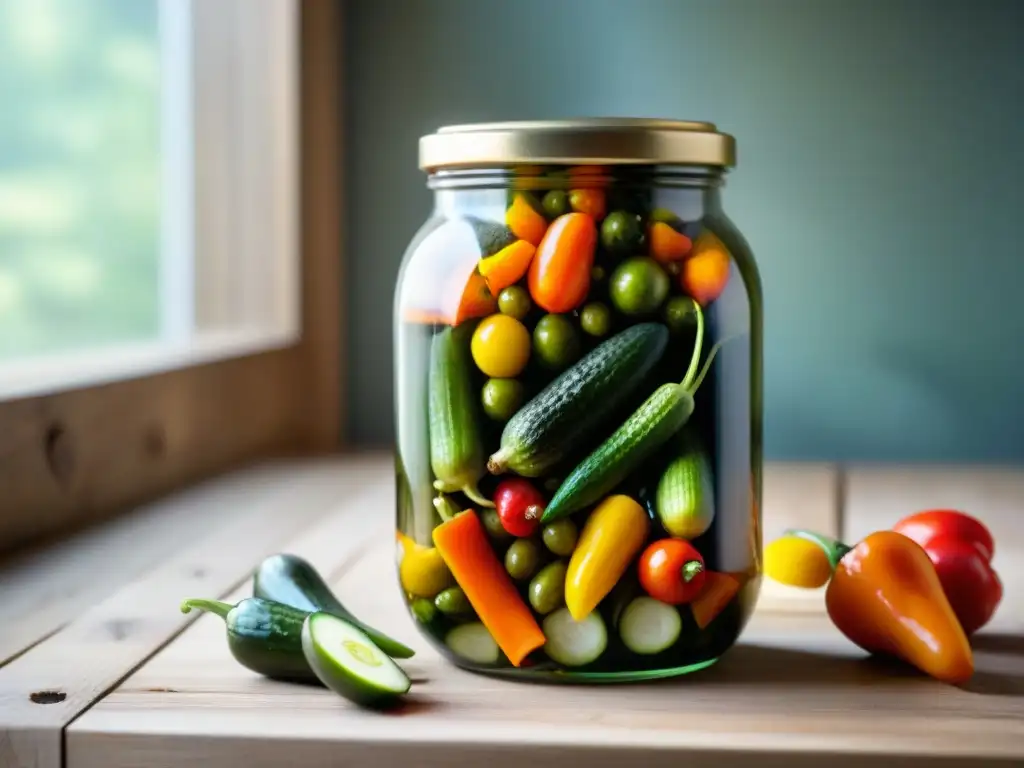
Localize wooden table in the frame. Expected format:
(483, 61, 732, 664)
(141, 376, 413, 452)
(2, 454, 1022, 768)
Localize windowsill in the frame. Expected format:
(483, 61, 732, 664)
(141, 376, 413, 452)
(0, 327, 300, 402)
(2, 454, 1022, 768)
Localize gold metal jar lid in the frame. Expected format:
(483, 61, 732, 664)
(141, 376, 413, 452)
(419, 118, 736, 171)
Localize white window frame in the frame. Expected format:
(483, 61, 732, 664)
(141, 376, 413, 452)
(0, 0, 300, 402)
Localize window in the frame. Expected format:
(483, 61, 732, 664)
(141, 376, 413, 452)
(0, 0, 343, 555)
(0, 0, 300, 401)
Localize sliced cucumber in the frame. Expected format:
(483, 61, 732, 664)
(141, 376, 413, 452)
(301, 612, 410, 708)
(542, 607, 607, 667)
(619, 597, 682, 655)
(445, 622, 500, 665)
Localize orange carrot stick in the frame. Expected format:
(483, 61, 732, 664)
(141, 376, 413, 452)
(432, 510, 546, 666)
(690, 571, 742, 629)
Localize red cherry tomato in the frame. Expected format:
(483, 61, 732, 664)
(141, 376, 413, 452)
(494, 478, 545, 537)
(638, 538, 706, 605)
(893, 509, 994, 561)
(892, 509, 1002, 634)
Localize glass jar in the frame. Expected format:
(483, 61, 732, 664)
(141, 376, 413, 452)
(394, 119, 762, 682)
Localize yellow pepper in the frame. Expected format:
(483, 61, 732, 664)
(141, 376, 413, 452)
(396, 530, 453, 598)
(764, 532, 834, 588)
(565, 495, 649, 620)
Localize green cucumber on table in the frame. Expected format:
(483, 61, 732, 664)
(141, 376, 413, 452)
(302, 611, 411, 709)
(253, 553, 415, 659)
(487, 322, 669, 478)
(428, 324, 494, 507)
(541, 303, 724, 524)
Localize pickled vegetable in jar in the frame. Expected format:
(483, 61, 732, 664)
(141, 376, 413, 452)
(394, 119, 762, 682)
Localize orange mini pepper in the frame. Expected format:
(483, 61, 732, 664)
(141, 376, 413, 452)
(765, 528, 974, 685)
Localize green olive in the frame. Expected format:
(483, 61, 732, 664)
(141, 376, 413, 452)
(481, 378, 525, 422)
(610, 256, 669, 316)
(533, 314, 581, 371)
(541, 519, 579, 557)
(600, 210, 644, 254)
(410, 597, 437, 625)
(529, 560, 568, 615)
(579, 302, 611, 337)
(481, 507, 512, 541)
(434, 586, 473, 617)
(505, 538, 542, 581)
(664, 295, 700, 334)
(497, 285, 531, 320)
(541, 189, 570, 219)
(591, 265, 606, 282)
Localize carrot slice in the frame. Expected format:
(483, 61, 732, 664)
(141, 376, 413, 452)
(691, 571, 742, 630)
(478, 239, 536, 295)
(442, 268, 496, 326)
(649, 221, 693, 264)
(505, 194, 548, 246)
(432, 510, 546, 666)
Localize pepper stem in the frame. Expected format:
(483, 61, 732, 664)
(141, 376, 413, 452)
(679, 303, 705, 390)
(681, 560, 704, 583)
(180, 599, 232, 619)
(461, 483, 495, 508)
(432, 493, 459, 523)
(524, 504, 543, 521)
(784, 529, 853, 571)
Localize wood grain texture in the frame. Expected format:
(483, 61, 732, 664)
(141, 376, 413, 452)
(68, 513, 1024, 768)
(297, 0, 344, 452)
(0, 454, 387, 768)
(0, 463, 300, 668)
(66, 458, 1024, 768)
(0, 348, 309, 557)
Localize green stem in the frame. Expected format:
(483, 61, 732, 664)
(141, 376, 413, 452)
(681, 560, 704, 583)
(784, 529, 852, 571)
(432, 493, 459, 522)
(460, 482, 495, 509)
(679, 302, 705, 390)
(180, 598, 232, 619)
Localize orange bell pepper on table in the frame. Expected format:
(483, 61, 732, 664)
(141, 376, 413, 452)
(764, 528, 974, 685)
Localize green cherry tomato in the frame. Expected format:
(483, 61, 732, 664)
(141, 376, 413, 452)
(533, 314, 581, 371)
(529, 560, 568, 615)
(505, 538, 542, 581)
(600, 210, 644, 254)
(664, 295, 700, 334)
(542, 518, 579, 556)
(497, 285, 532, 319)
(541, 189, 570, 219)
(434, 586, 474, 617)
(579, 302, 611, 337)
(610, 256, 670, 316)
(411, 597, 437, 625)
(481, 378, 525, 422)
(481, 507, 512, 541)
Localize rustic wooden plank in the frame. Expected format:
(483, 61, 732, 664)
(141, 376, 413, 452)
(0, 453, 389, 768)
(757, 462, 839, 612)
(0, 463, 298, 668)
(69, 480, 1024, 768)
(844, 464, 1024, 634)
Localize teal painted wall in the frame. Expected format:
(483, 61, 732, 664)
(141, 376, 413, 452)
(345, 0, 1024, 462)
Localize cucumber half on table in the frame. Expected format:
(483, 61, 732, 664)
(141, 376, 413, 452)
(301, 612, 411, 708)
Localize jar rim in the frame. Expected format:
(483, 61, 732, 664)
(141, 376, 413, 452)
(418, 118, 736, 172)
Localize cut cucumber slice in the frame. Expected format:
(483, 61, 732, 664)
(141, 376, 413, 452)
(301, 612, 410, 708)
(619, 596, 682, 655)
(445, 622, 500, 665)
(542, 607, 607, 667)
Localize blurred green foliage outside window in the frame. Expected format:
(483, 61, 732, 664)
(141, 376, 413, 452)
(0, 0, 161, 361)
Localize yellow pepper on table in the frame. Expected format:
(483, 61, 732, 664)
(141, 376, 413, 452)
(765, 528, 974, 685)
(565, 495, 649, 620)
